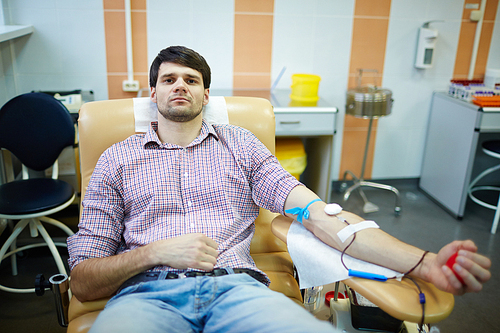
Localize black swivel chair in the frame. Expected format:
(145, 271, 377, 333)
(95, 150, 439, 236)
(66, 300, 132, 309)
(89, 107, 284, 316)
(0, 92, 76, 293)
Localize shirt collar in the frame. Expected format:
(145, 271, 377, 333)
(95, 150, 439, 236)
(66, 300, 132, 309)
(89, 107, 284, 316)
(143, 119, 219, 149)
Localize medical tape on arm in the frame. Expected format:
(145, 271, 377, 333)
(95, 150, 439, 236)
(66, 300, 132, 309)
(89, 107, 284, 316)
(337, 220, 379, 243)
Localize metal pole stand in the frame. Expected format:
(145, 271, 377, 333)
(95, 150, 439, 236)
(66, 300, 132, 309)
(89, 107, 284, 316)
(341, 116, 401, 215)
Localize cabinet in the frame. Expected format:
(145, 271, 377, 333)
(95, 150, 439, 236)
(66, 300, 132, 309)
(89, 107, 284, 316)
(419, 92, 500, 218)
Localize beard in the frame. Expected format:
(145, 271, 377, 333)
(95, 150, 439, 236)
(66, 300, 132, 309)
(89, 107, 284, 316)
(157, 94, 204, 123)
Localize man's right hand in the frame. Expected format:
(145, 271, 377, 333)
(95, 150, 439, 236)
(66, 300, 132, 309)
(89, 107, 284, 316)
(146, 233, 219, 271)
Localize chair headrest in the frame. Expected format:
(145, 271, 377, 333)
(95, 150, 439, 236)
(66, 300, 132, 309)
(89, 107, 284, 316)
(134, 96, 229, 132)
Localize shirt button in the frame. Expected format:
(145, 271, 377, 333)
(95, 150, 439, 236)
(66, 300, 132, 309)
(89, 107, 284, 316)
(187, 200, 193, 207)
(190, 223, 195, 229)
(184, 172, 188, 178)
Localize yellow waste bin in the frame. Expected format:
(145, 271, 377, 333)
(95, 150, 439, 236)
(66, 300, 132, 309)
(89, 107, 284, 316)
(290, 74, 321, 104)
(275, 138, 307, 180)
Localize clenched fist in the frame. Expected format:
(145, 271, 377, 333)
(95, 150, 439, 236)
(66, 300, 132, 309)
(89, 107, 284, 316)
(146, 233, 219, 271)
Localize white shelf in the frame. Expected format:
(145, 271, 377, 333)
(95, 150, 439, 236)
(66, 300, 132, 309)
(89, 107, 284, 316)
(0, 25, 33, 43)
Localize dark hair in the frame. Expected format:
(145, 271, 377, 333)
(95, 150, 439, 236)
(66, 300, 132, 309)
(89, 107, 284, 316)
(149, 46, 211, 89)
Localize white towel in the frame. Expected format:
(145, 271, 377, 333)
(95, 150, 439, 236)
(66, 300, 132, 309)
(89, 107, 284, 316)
(133, 96, 229, 132)
(287, 220, 399, 289)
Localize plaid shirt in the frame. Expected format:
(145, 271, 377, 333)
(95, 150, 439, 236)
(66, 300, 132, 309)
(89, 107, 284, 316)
(67, 120, 299, 281)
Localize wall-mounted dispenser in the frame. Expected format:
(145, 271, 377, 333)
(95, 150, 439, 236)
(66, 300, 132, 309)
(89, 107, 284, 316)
(415, 21, 439, 69)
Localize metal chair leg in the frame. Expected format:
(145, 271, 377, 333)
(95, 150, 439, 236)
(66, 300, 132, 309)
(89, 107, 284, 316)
(491, 196, 500, 234)
(343, 181, 361, 202)
(0, 218, 73, 293)
(360, 181, 402, 215)
(35, 273, 70, 327)
(468, 162, 500, 234)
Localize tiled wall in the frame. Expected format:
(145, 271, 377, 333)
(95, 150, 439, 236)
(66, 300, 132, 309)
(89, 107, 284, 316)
(1, 0, 499, 182)
(233, 0, 274, 89)
(454, 0, 498, 78)
(374, 0, 499, 179)
(489, 1, 500, 69)
(103, 0, 148, 99)
(1, 0, 108, 101)
(147, 0, 235, 90)
(339, 0, 392, 181)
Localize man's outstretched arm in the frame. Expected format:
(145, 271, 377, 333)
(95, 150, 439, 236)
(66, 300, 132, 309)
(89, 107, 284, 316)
(283, 185, 491, 295)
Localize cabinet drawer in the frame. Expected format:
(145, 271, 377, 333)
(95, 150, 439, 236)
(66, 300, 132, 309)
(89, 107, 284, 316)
(275, 112, 335, 136)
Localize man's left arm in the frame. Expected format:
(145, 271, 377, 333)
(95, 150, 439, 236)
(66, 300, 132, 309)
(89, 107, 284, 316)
(283, 185, 491, 295)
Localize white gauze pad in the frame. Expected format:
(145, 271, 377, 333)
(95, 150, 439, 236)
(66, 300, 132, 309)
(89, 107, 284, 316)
(337, 220, 379, 243)
(324, 203, 342, 215)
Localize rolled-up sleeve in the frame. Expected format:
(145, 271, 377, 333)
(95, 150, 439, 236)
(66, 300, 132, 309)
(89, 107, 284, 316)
(67, 151, 125, 271)
(244, 132, 301, 215)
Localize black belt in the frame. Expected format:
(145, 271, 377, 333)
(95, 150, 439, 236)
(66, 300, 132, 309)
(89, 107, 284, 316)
(118, 268, 266, 293)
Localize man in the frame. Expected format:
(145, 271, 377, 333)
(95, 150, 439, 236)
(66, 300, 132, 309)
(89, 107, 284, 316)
(68, 46, 491, 333)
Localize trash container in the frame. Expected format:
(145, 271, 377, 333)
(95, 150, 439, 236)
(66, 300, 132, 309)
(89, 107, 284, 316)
(275, 138, 307, 180)
(290, 74, 321, 105)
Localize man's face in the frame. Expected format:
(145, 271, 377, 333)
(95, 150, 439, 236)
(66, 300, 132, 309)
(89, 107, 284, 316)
(151, 62, 209, 123)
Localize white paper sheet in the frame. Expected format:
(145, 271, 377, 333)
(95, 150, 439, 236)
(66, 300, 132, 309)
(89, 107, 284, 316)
(287, 220, 399, 289)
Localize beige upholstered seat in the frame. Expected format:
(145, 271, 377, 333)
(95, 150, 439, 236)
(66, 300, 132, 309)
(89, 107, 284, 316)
(67, 96, 302, 332)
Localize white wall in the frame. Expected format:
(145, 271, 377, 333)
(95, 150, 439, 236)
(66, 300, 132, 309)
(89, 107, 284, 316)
(147, 0, 235, 90)
(272, 0, 355, 181)
(375, 0, 465, 179)
(487, 0, 500, 69)
(0, 0, 108, 102)
(270, 0, 478, 180)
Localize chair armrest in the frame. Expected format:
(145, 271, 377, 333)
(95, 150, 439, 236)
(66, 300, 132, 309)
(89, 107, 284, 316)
(271, 215, 454, 324)
(68, 295, 109, 327)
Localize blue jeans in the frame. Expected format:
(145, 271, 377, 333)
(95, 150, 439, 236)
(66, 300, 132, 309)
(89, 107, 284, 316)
(89, 273, 337, 332)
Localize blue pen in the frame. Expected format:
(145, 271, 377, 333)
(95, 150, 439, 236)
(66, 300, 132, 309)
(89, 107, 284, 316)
(348, 269, 388, 282)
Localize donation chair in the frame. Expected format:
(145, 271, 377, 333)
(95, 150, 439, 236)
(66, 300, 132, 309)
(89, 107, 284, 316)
(39, 96, 454, 332)
(0, 92, 76, 293)
(60, 96, 302, 332)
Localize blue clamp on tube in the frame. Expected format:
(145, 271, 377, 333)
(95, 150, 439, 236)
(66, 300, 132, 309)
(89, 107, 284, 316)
(348, 269, 388, 282)
(285, 198, 321, 223)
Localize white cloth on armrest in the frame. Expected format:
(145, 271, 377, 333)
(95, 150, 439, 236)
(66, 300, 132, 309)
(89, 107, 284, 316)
(287, 220, 398, 289)
(133, 96, 229, 132)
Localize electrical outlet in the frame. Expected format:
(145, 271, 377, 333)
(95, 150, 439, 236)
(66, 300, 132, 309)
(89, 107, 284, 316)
(470, 10, 482, 22)
(122, 80, 140, 92)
